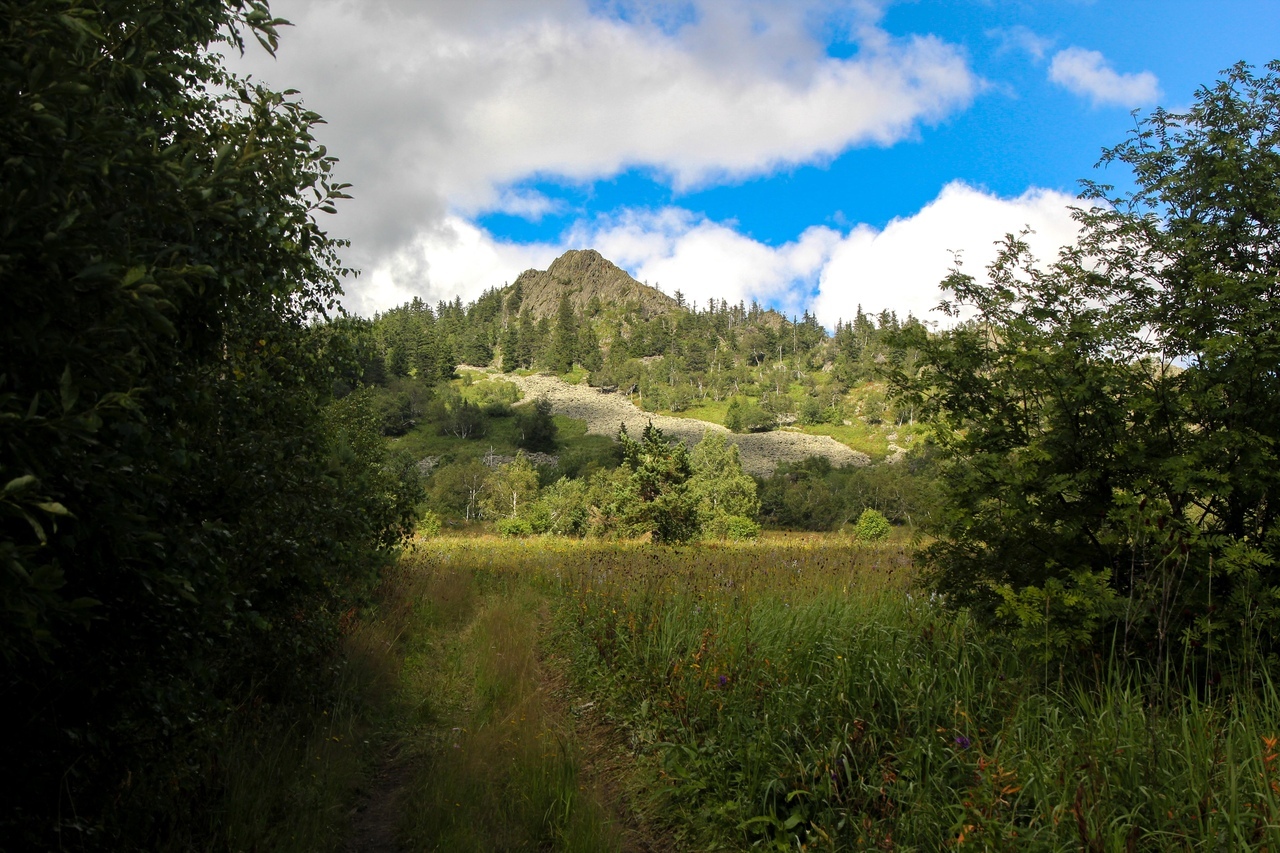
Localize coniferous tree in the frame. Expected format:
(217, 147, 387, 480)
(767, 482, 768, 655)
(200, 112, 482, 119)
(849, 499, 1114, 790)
(549, 294, 578, 373)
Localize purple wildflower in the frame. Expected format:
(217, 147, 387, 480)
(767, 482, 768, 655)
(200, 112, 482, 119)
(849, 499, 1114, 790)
(718, 674, 728, 688)
(954, 735, 971, 750)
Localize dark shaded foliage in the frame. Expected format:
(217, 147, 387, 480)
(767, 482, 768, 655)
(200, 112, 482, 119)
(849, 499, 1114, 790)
(1, 2, 413, 844)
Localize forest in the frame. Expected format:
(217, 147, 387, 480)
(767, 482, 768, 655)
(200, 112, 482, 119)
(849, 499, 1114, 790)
(5, 0, 1280, 849)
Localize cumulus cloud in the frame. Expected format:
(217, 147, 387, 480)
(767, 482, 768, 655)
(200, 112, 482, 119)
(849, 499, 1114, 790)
(226, 0, 979, 300)
(569, 209, 843, 315)
(1049, 47, 1160, 107)
(349, 218, 560, 317)
(368, 183, 1083, 330)
(812, 182, 1083, 327)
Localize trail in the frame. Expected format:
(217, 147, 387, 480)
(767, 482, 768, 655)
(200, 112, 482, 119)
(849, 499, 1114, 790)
(344, 748, 413, 853)
(489, 370, 871, 476)
(537, 631, 669, 853)
(342, 574, 670, 852)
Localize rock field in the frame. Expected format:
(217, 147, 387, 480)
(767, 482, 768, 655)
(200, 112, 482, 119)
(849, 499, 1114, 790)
(494, 371, 870, 477)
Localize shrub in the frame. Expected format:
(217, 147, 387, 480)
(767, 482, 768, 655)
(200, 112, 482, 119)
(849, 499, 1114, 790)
(853, 508, 891, 541)
(515, 395, 558, 452)
(705, 514, 762, 541)
(725, 515, 762, 540)
(725, 397, 775, 433)
(496, 517, 534, 538)
(416, 510, 443, 538)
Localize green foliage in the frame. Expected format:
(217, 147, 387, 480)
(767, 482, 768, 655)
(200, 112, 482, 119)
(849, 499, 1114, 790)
(430, 390, 488, 439)
(548, 294, 579, 374)
(425, 458, 489, 522)
(515, 395, 558, 452)
(894, 61, 1280, 670)
(467, 377, 521, 409)
(615, 423, 701, 543)
(530, 476, 590, 536)
(416, 509, 443, 538)
(688, 432, 760, 534)
(757, 454, 940, 532)
(704, 513, 761, 540)
(0, 1, 417, 844)
(495, 516, 534, 538)
(725, 396, 775, 433)
(994, 568, 1120, 665)
(853, 508, 891, 541)
(480, 453, 540, 520)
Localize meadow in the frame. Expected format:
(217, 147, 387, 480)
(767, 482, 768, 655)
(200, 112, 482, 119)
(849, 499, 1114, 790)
(325, 536, 1280, 851)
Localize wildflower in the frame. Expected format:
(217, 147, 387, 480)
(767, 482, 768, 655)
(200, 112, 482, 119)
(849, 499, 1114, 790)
(718, 674, 728, 688)
(954, 735, 971, 750)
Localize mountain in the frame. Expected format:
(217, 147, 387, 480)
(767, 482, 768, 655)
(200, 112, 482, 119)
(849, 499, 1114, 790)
(504, 249, 677, 319)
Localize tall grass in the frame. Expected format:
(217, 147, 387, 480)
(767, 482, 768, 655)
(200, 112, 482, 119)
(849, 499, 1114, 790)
(391, 551, 621, 852)
(410, 536, 1280, 850)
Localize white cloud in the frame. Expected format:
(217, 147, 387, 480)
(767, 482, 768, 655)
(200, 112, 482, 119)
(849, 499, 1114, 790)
(1049, 47, 1160, 107)
(350, 218, 560, 317)
(356, 183, 1083, 330)
(493, 189, 566, 221)
(226, 0, 979, 295)
(987, 25, 1053, 61)
(569, 209, 842, 315)
(812, 182, 1083, 327)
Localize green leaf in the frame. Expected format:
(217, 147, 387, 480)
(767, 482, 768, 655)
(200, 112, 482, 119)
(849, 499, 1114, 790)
(4, 475, 37, 495)
(59, 365, 77, 413)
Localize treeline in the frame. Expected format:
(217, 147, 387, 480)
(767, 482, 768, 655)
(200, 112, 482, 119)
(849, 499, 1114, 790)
(349, 286, 925, 433)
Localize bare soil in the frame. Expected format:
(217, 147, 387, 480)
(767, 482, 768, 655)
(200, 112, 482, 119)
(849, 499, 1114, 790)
(343, 746, 414, 853)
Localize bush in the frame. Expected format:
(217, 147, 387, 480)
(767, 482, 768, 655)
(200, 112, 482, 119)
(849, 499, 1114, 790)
(416, 510, 442, 538)
(853, 508, 891, 541)
(515, 395, 558, 452)
(705, 514, 761, 541)
(496, 517, 534, 538)
(798, 395, 824, 426)
(725, 515, 762, 540)
(725, 397, 775, 433)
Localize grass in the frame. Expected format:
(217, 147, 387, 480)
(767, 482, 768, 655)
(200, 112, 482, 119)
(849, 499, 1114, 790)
(396, 536, 1280, 851)
(135, 581, 407, 851)
(389, 411, 526, 458)
(390, 549, 623, 851)
(177, 535, 1280, 849)
(389, 399, 609, 463)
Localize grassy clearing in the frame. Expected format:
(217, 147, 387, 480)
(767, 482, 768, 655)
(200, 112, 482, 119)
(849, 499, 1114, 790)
(643, 388, 928, 461)
(400, 536, 1280, 850)
(389, 552, 622, 852)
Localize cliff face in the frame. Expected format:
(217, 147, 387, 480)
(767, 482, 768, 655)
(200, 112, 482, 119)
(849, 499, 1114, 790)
(506, 249, 677, 319)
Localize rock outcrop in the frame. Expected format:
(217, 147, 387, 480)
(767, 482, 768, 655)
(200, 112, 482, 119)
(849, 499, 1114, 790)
(506, 249, 676, 319)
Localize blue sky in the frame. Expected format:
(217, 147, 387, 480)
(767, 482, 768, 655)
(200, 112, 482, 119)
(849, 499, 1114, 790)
(229, 1, 1279, 326)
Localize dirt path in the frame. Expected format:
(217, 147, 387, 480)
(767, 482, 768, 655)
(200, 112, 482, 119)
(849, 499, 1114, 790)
(343, 748, 413, 853)
(493, 371, 870, 476)
(342, 573, 669, 852)
(537, 643, 669, 853)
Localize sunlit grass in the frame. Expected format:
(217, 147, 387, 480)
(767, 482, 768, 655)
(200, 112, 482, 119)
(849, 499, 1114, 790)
(390, 552, 622, 852)
(399, 536, 1280, 851)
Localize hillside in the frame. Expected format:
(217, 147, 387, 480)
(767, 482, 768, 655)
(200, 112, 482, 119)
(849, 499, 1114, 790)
(363, 247, 928, 464)
(505, 249, 676, 319)
(496, 371, 871, 475)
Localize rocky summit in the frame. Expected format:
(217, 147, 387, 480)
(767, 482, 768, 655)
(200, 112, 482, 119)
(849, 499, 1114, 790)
(505, 249, 676, 319)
